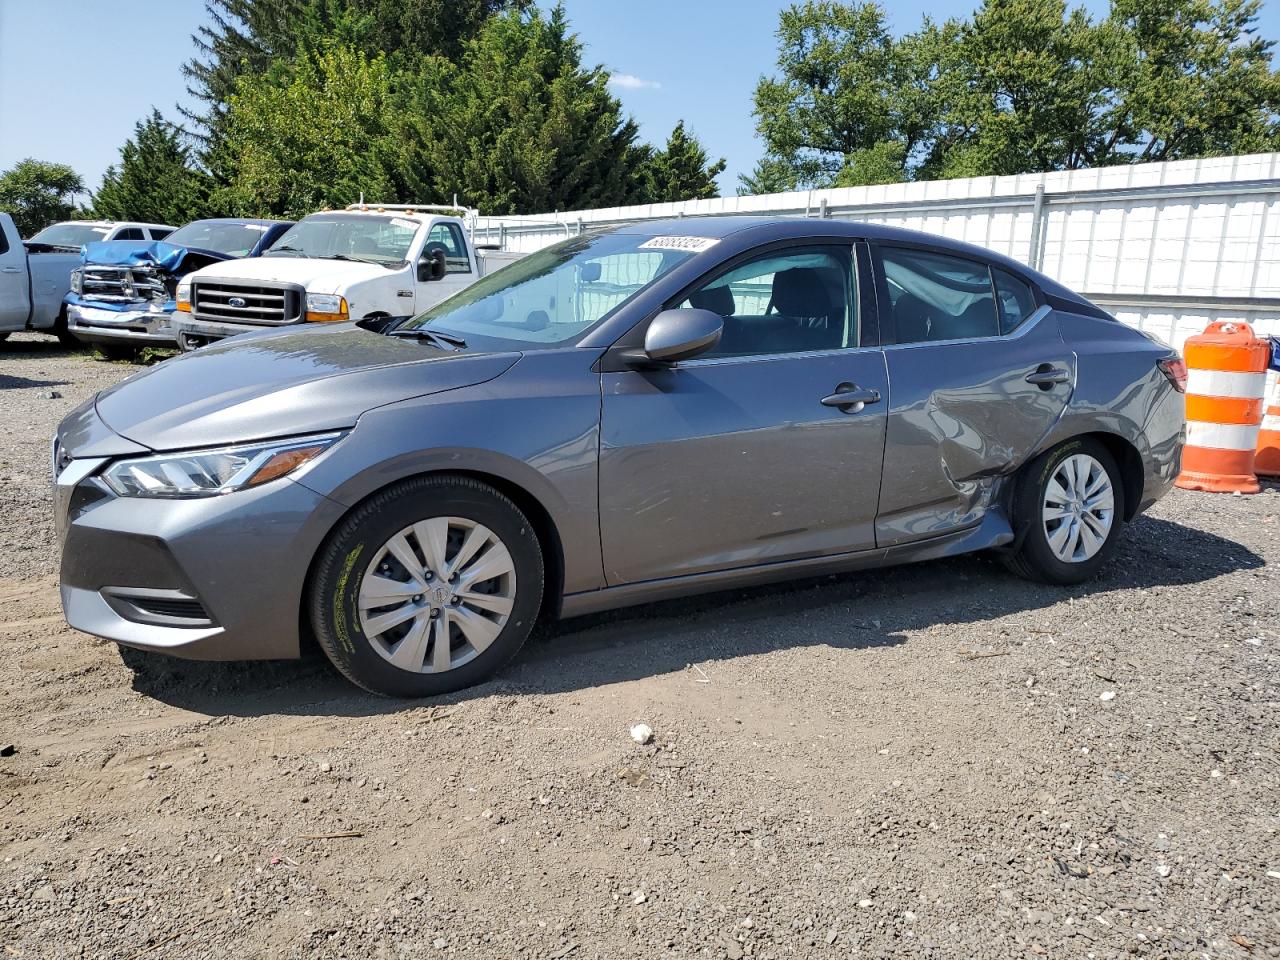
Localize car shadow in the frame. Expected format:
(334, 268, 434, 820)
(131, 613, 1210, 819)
(126, 514, 1264, 717)
(0, 373, 69, 390)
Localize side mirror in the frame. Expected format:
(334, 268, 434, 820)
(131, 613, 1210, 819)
(630, 308, 723, 365)
(418, 248, 447, 282)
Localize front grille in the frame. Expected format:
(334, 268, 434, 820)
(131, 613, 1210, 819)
(81, 265, 166, 303)
(191, 279, 304, 326)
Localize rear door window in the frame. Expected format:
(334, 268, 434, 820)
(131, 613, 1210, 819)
(993, 268, 1038, 333)
(148, 227, 173, 241)
(880, 247, 998, 344)
(113, 227, 144, 241)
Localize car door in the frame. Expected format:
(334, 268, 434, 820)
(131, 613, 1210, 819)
(871, 243, 1075, 547)
(417, 221, 474, 310)
(0, 221, 30, 330)
(598, 241, 889, 585)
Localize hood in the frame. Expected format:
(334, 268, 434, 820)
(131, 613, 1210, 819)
(93, 323, 520, 450)
(191, 254, 398, 293)
(82, 239, 233, 274)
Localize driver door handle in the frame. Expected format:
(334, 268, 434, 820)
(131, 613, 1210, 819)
(1025, 365, 1070, 387)
(821, 384, 881, 411)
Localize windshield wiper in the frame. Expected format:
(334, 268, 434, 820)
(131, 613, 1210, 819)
(323, 254, 380, 265)
(265, 245, 305, 256)
(387, 327, 468, 350)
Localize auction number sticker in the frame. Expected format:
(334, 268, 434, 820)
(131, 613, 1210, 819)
(638, 236, 720, 253)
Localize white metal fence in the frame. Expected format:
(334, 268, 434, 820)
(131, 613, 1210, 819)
(474, 152, 1280, 357)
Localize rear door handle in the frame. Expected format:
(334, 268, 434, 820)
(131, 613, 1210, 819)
(821, 383, 881, 412)
(1025, 365, 1070, 387)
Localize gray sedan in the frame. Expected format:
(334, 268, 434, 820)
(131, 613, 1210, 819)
(54, 217, 1186, 697)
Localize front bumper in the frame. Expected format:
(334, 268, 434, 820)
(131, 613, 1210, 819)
(55, 432, 347, 661)
(174, 314, 301, 351)
(67, 302, 178, 346)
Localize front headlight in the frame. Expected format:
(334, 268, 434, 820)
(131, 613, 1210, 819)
(306, 293, 349, 322)
(101, 433, 343, 499)
(70, 269, 83, 295)
(175, 280, 191, 313)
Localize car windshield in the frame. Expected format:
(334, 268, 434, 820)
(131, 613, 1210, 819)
(265, 214, 415, 265)
(164, 220, 273, 257)
(397, 232, 697, 348)
(27, 223, 111, 246)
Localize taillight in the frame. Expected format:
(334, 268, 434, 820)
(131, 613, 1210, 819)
(1157, 356, 1187, 393)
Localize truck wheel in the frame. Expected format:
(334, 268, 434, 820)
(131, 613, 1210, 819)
(96, 344, 143, 362)
(1003, 438, 1125, 585)
(0, 332, 9, 343)
(308, 475, 544, 698)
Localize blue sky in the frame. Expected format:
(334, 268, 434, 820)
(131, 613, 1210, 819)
(2, 0, 1278, 202)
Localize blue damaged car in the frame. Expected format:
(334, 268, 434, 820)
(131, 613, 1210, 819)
(65, 218, 292, 359)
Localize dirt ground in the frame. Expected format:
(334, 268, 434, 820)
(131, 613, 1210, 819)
(1, 331, 1277, 959)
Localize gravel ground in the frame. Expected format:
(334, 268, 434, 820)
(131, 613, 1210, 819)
(1, 331, 1278, 959)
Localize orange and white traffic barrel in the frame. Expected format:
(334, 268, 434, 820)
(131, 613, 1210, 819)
(1175, 320, 1270, 495)
(1256, 372, 1280, 478)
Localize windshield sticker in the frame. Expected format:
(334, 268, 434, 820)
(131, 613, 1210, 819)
(638, 236, 720, 253)
(391, 218, 419, 230)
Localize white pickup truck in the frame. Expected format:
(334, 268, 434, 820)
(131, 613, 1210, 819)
(172, 205, 524, 350)
(0, 215, 176, 343)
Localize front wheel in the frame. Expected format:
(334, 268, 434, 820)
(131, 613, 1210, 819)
(1003, 438, 1125, 585)
(309, 476, 544, 697)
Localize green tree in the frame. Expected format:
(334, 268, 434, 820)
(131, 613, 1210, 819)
(93, 111, 211, 225)
(410, 5, 653, 214)
(743, 0, 1280, 191)
(0, 160, 85, 237)
(641, 121, 726, 201)
(182, 0, 526, 155)
(214, 42, 402, 216)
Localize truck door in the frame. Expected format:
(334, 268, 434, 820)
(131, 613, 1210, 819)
(0, 217, 31, 332)
(416, 221, 475, 311)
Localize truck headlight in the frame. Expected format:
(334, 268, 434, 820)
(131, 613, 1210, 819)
(70, 269, 83, 295)
(101, 433, 343, 499)
(306, 293, 349, 322)
(175, 280, 191, 313)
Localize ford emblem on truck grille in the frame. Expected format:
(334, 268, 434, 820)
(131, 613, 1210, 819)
(228, 296, 247, 308)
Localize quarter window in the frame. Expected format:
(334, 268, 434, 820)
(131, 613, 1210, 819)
(675, 246, 857, 358)
(425, 223, 470, 274)
(881, 247, 998, 343)
(993, 268, 1038, 333)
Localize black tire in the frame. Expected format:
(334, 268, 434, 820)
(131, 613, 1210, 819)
(96, 343, 142, 362)
(309, 475, 544, 698)
(1003, 437, 1126, 585)
(0, 332, 9, 343)
(52, 308, 80, 348)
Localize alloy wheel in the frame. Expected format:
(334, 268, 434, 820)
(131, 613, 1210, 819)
(358, 517, 517, 673)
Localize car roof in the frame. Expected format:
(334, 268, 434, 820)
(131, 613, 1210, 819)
(189, 217, 293, 227)
(609, 215, 1094, 312)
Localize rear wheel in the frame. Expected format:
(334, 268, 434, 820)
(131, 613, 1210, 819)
(1004, 438, 1125, 585)
(309, 476, 544, 697)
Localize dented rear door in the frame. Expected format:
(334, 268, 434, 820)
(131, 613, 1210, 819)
(872, 243, 1075, 547)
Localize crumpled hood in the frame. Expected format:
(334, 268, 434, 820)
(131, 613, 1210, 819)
(191, 255, 396, 293)
(82, 240, 233, 274)
(93, 323, 520, 451)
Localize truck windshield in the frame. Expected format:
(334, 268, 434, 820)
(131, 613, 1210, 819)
(396, 232, 696, 348)
(264, 214, 415, 265)
(164, 220, 272, 257)
(27, 223, 111, 246)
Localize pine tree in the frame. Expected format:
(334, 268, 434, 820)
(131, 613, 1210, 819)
(93, 111, 209, 225)
(643, 121, 726, 202)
